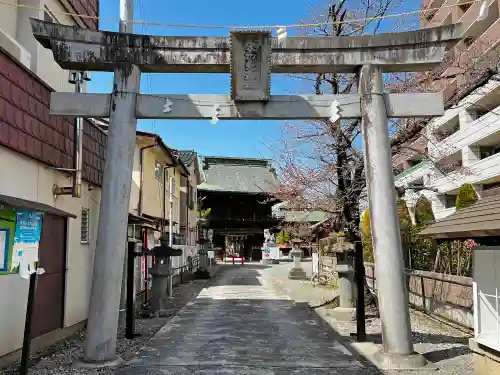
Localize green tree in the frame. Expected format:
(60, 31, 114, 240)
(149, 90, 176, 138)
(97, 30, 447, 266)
(414, 195, 435, 226)
(456, 183, 478, 210)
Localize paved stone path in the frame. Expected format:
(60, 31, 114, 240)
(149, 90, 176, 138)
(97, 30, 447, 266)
(118, 264, 375, 375)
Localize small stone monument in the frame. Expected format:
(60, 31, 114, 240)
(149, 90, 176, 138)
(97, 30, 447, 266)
(330, 233, 356, 321)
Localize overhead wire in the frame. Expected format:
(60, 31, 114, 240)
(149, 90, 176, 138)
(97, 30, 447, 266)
(0, 0, 485, 31)
(3, 0, 492, 195)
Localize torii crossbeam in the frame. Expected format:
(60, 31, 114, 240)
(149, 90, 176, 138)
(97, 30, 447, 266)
(31, 19, 461, 73)
(30, 15, 463, 370)
(31, 18, 462, 120)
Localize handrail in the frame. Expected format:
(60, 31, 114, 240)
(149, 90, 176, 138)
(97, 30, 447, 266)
(395, 160, 431, 180)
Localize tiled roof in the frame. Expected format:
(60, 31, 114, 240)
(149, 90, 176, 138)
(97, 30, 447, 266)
(177, 150, 197, 166)
(198, 156, 278, 194)
(272, 202, 328, 223)
(0, 50, 106, 186)
(420, 195, 500, 239)
(277, 210, 328, 223)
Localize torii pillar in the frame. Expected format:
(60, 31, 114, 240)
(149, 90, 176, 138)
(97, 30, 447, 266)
(29, 18, 462, 369)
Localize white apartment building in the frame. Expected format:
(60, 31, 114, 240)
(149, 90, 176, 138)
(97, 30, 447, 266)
(394, 0, 500, 221)
(395, 76, 500, 220)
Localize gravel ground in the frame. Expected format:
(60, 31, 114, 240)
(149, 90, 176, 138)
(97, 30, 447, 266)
(0, 267, 220, 375)
(265, 262, 473, 375)
(323, 305, 473, 375)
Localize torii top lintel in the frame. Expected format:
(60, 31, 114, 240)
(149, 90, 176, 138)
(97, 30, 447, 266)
(30, 19, 462, 74)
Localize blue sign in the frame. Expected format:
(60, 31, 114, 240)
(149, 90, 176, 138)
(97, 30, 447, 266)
(0, 229, 10, 272)
(15, 210, 42, 244)
(12, 209, 43, 269)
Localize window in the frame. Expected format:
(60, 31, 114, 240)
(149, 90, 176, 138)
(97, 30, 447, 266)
(81, 208, 89, 244)
(464, 36, 476, 48)
(459, 3, 472, 14)
(188, 185, 194, 209)
(155, 160, 162, 180)
(479, 146, 500, 160)
(424, 9, 437, 22)
(444, 194, 457, 209)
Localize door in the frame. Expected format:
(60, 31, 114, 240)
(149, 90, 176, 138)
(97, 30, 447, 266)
(31, 214, 67, 338)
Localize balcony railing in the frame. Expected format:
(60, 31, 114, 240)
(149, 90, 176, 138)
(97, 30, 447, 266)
(395, 161, 431, 181)
(431, 152, 500, 193)
(433, 103, 500, 160)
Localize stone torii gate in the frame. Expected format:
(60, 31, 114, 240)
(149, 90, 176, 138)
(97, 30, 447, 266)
(30, 16, 461, 369)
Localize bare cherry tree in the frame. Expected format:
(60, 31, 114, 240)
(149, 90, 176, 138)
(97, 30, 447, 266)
(272, 0, 500, 234)
(272, 0, 414, 233)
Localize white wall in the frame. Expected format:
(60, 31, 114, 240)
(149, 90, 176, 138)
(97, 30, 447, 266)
(129, 145, 141, 216)
(0, 0, 82, 92)
(0, 1, 19, 40)
(0, 146, 101, 357)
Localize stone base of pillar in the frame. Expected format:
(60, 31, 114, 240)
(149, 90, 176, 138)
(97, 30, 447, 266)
(373, 350, 428, 370)
(288, 267, 308, 280)
(329, 306, 356, 321)
(73, 357, 124, 369)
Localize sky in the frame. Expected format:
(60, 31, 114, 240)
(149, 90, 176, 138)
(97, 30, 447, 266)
(90, 0, 419, 160)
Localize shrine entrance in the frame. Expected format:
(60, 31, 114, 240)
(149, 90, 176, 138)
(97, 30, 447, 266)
(30, 16, 462, 368)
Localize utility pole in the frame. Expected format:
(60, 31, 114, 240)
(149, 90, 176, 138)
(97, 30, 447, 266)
(359, 64, 426, 368)
(81, 0, 140, 366)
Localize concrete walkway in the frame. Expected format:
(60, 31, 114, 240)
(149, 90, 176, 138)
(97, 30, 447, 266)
(118, 264, 377, 375)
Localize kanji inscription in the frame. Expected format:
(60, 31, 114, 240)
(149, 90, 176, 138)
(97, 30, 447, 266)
(230, 31, 271, 102)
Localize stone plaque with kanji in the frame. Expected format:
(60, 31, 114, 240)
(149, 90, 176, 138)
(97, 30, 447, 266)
(230, 31, 271, 102)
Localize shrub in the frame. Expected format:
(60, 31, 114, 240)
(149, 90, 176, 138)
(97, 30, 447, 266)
(198, 207, 211, 218)
(276, 231, 284, 244)
(414, 195, 435, 226)
(361, 210, 374, 262)
(283, 231, 291, 244)
(276, 231, 291, 244)
(456, 183, 478, 210)
(361, 210, 371, 238)
(397, 199, 412, 232)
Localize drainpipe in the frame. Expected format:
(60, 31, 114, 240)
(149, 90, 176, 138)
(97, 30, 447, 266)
(162, 164, 175, 234)
(138, 144, 156, 216)
(162, 166, 167, 232)
(186, 178, 190, 245)
(53, 71, 90, 197)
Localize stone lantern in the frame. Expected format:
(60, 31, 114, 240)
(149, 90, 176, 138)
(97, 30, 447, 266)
(149, 235, 182, 316)
(288, 238, 308, 280)
(330, 238, 356, 321)
(289, 238, 304, 259)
